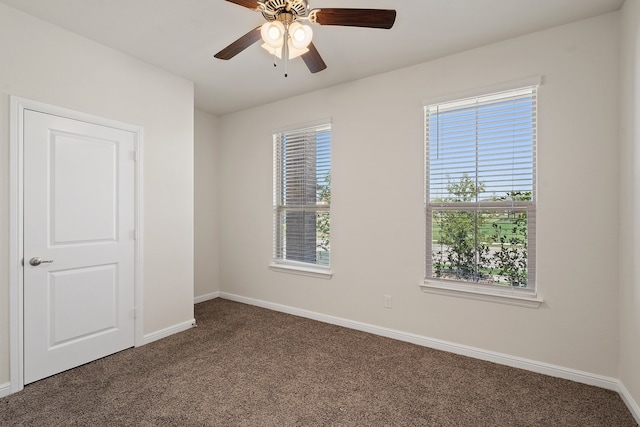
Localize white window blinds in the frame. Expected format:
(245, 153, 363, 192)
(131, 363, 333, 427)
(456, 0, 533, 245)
(426, 87, 537, 205)
(273, 123, 331, 267)
(425, 85, 537, 289)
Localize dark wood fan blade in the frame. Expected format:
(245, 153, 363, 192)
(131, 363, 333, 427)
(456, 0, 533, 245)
(224, 0, 261, 10)
(214, 27, 262, 60)
(301, 42, 327, 73)
(312, 8, 396, 29)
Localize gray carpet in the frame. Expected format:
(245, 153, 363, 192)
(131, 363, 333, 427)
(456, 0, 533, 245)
(0, 298, 636, 426)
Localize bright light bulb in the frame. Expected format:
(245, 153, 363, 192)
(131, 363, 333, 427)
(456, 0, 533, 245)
(288, 22, 313, 50)
(268, 26, 281, 40)
(293, 28, 305, 42)
(261, 21, 285, 48)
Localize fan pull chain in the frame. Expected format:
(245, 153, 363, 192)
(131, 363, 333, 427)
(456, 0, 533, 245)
(284, 29, 289, 78)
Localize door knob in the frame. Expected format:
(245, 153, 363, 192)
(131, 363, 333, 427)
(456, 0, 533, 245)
(29, 257, 54, 266)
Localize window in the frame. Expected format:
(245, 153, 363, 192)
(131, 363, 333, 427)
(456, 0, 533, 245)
(273, 123, 331, 273)
(424, 85, 537, 296)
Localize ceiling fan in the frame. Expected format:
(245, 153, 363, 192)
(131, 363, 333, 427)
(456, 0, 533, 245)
(214, 0, 397, 75)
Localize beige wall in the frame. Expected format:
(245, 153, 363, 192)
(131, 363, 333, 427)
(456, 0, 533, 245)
(218, 12, 621, 377)
(195, 109, 220, 298)
(619, 0, 640, 414)
(0, 4, 195, 385)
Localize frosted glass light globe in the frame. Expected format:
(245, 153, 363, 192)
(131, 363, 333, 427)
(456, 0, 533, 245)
(288, 22, 313, 50)
(260, 21, 285, 48)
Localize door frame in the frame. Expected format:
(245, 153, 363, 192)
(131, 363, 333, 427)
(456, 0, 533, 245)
(8, 96, 145, 394)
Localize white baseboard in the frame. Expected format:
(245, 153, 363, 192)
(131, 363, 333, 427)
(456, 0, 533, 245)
(219, 292, 619, 391)
(0, 382, 11, 398)
(141, 319, 196, 346)
(194, 291, 220, 304)
(619, 381, 640, 425)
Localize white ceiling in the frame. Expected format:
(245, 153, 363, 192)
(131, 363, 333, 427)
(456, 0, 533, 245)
(1, 0, 624, 115)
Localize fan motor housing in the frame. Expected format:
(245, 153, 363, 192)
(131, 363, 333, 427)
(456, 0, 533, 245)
(261, 0, 309, 21)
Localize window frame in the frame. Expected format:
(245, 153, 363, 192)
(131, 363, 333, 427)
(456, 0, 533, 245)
(420, 80, 542, 307)
(270, 121, 333, 279)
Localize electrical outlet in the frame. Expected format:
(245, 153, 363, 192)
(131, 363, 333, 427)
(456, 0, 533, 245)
(384, 295, 392, 309)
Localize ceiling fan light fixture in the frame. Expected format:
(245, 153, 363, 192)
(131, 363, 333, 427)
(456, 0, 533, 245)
(287, 40, 309, 59)
(288, 21, 313, 50)
(261, 43, 282, 58)
(260, 21, 285, 48)
(261, 42, 309, 60)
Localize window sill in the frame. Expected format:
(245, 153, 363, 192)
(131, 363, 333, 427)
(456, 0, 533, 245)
(419, 280, 543, 308)
(269, 262, 333, 279)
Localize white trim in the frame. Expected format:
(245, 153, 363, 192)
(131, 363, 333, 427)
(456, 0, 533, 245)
(219, 292, 618, 391)
(269, 262, 333, 279)
(8, 96, 145, 395)
(9, 96, 25, 394)
(194, 291, 220, 304)
(619, 382, 640, 425)
(0, 382, 11, 399)
(420, 282, 543, 309)
(422, 76, 543, 107)
(134, 129, 145, 347)
(142, 319, 196, 345)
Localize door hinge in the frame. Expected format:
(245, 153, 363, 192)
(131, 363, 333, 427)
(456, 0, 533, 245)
(131, 150, 137, 161)
(131, 229, 137, 240)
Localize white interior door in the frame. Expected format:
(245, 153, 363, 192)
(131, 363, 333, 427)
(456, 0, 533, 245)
(23, 109, 136, 384)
